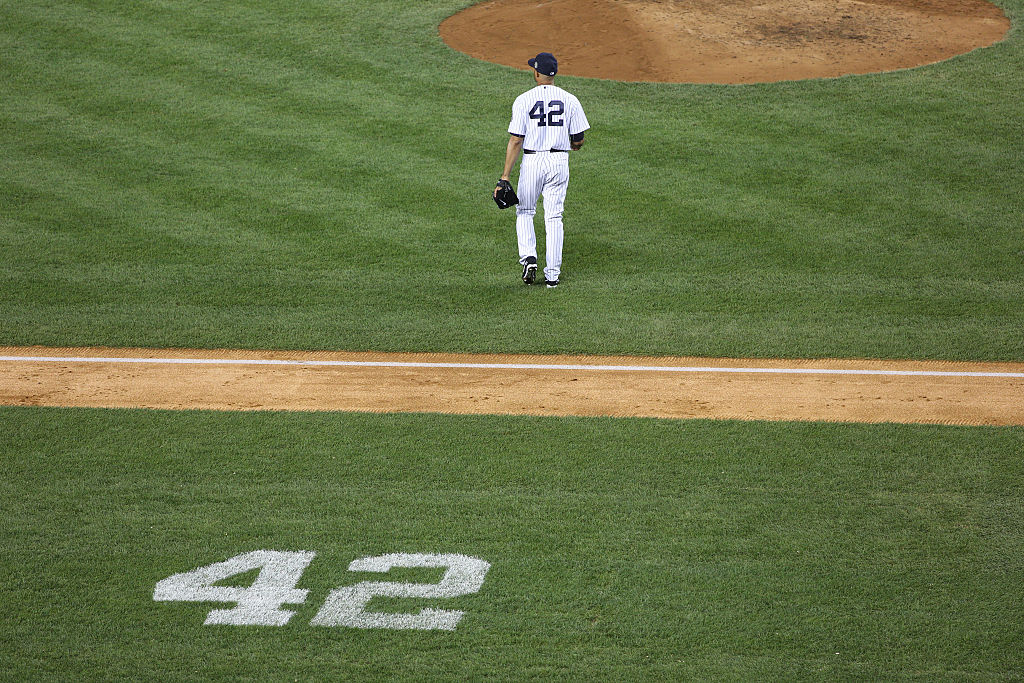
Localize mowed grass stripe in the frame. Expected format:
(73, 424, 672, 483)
(3, 0, 1023, 357)
(0, 22, 464, 231)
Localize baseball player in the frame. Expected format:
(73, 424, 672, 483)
(495, 52, 589, 288)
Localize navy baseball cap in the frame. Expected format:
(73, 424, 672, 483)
(528, 52, 558, 76)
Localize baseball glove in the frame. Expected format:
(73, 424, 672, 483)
(493, 179, 518, 209)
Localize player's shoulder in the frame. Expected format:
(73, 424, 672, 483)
(512, 86, 541, 106)
(554, 85, 584, 106)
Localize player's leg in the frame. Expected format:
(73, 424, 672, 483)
(540, 158, 569, 284)
(515, 156, 542, 270)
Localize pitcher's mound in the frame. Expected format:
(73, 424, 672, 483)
(440, 0, 1010, 83)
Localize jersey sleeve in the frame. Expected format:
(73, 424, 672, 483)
(508, 95, 528, 136)
(568, 95, 590, 136)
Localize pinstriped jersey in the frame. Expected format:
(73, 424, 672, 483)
(508, 84, 589, 152)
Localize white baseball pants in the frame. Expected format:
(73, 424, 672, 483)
(516, 151, 569, 282)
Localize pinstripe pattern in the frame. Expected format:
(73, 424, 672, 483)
(516, 152, 569, 281)
(508, 83, 589, 284)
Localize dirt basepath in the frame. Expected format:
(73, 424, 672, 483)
(440, 0, 1009, 83)
(2, 347, 1023, 426)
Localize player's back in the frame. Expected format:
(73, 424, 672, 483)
(511, 84, 588, 153)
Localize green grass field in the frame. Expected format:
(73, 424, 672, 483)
(2, 0, 1023, 679)
(3, 409, 1022, 680)
(2, 0, 1023, 358)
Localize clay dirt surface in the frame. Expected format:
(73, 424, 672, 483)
(2, 347, 1023, 426)
(440, 0, 1009, 83)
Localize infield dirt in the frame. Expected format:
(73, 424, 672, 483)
(440, 0, 1009, 83)
(2, 347, 1023, 426)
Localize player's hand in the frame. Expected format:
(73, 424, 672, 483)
(493, 178, 518, 209)
(494, 177, 509, 198)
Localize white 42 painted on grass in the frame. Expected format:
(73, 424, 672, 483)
(153, 550, 315, 626)
(153, 550, 490, 630)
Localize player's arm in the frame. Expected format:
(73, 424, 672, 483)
(570, 132, 585, 151)
(500, 134, 524, 180)
(494, 134, 524, 199)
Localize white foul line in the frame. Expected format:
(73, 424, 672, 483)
(1, 355, 1023, 378)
